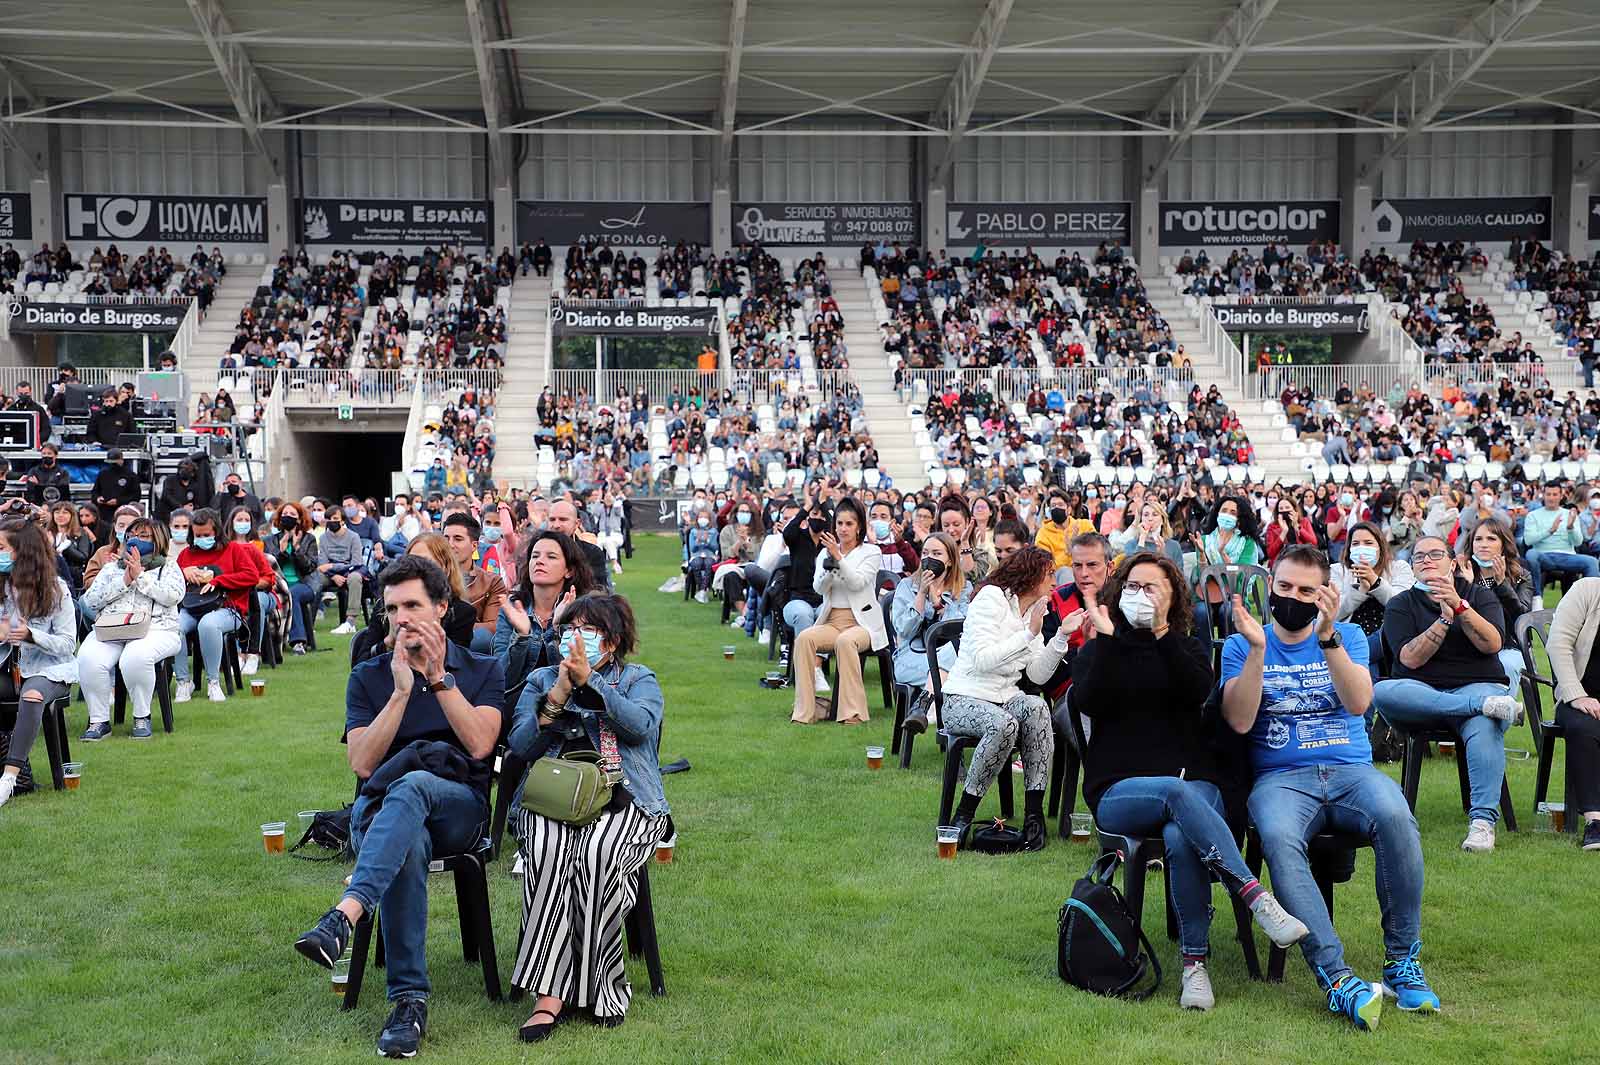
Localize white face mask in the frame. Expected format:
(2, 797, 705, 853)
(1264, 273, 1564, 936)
(1120, 588, 1156, 630)
(1348, 544, 1379, 567)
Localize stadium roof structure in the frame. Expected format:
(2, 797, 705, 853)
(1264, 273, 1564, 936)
(3, 0, 1600, 174)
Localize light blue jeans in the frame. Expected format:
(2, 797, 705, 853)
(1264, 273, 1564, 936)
(175, 607, 242, 684)
(783, 599, 819, 635)
(1249, 763, 1423, 987)
(1372, 679, 1511, 824)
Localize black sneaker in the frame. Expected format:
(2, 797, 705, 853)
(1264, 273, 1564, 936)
(1583, 819, 1600, 852)
(377, 996, 428, 1059)
(130, 718, 153, 739)
(293, 907, 351, 969)
(80, 721, 111, 742)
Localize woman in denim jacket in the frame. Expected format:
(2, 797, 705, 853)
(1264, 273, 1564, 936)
(0, 518, 79, 809)
(505, 593, 669, 1040)
(491, 531, 597, 694)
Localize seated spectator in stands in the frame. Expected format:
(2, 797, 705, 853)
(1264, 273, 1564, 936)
(891, 532, 970, 733)
(0, 518, 79, 808)
(264, 501, 320, 655)
(1545, 576, 1600, 850)
(1111, 499, 1184, 570)
(940, 546, 1066, 850)
(293, 554, 504, 1060)
(441, 513, 506, 654)
(1331, 521, 1415, 680)
(1265, 496, 1320, 565)
(791, 497, 888, 726)
(1459, 519, 1534, 700)
(1222, 545, 1436, 1029)
(76, 516, 185, 742)
(1073, 551, 1308, 1010)
(547, 500, 611, 591)
(506, 593, 668, 1038)
(173, 508, 257, 703)
(1373, 535, 1521, 852)
(494, 530, 595, 693)
(1523, 483, 1599, 597)
(318, 508, 369, 638)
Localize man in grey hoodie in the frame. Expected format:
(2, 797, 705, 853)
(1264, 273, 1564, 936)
(317, 509, 368, 635)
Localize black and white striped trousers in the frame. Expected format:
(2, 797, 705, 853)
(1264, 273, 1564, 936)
(510, 803, 669, 1017)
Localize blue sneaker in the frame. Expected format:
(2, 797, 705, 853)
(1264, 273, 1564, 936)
(1320, 968, 1382, 1031)
(1382, 940, 1442, 1012)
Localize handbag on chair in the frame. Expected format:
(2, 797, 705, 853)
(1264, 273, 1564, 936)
(94, 609, 151, 643)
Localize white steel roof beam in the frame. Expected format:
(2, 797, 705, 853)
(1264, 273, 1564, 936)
(464, 0, 512, 181)
(185, 0, 282, 178)
(928, 0, 1014, 187)
(712, 0, 749, 189)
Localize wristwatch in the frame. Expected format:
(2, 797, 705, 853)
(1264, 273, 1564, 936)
(421, 672, 457, 693)
(1318, 630, 1342, 650)
(1452, 600, 1469, 616)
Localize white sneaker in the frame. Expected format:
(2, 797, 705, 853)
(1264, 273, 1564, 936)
(510, 854, 525, 876)
(1250, 891, 1311, 948)
(612, 562, 623, 575)
(241, 654, 260, 676)
(695, 590, 708, 603)
(174, 681, 195, 703)
(1180, 961, 1215, 1011)
(0, 773, 15, 809)
(729, 618, 746, 630)
(759, 628, 772, 645)
(1479, 695, 1519, 723)
(331, 621, 356, 636)
(813, 668, 831, 694)
(1461, 818, 1496, 852)
(207, 680, 227, 703)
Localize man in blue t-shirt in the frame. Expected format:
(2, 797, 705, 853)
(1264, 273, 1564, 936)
(1221, 544, 1437, 1031)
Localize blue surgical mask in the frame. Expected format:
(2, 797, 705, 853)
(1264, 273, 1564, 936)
(1216, 512, 1238, 531)
(903, 500, 916, 513)
(1472, 554, 1496, 569)
(559, 628, 606, 667)
(482, 525, 503, 543)
(115, 527, 127, 544)
(1348, 545, 1379, 567)
(871, 519, 891, 540)
(125, 538, 155, 557)
(0, 551, 12, 573)
(171, 528, 189, 544)
(737, 511, 752, 526)
(193, 535, 216, 550)
(233, 520, 253, 536)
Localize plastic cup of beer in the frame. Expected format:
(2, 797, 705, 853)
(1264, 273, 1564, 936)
(655, 831, 676, 864)
(1550, 802, 1567, 833)
(261, 821, 287, 855)
(1070, 812, 1094, 844)
(866, 745, 885, 770)
(331, 952, 351, 995)
(62, 762, 82, 790)
(936, 825, 960, 859)
(722, 645, 736, 661)
(1536, 802, 1554, 832)
(251, 679, 265, 697)
(1438, 740, 1456, 758)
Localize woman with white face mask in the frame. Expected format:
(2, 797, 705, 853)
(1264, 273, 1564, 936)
(1070, 552, 1308, 1011)
(1330, 521, 1416, 681)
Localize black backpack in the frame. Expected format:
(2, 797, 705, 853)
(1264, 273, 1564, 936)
(1057, 851, 1162, 999)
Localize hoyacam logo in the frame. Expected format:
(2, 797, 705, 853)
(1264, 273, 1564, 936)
(66, 196, 152, 240)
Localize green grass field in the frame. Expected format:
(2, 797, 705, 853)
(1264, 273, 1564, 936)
(0, 536, 1589, 1065)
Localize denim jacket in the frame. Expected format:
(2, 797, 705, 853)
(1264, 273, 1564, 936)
(1, 579, 79, 685)
(508, 660, 668, 817)
(491, 605, 563, 694)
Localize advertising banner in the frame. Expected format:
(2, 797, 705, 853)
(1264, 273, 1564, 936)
(1211, 301, 1370, 334)
(300, 198, 491, 245)
(731, 202, 919, 245)
(8, 300, 188, 333)
(550, 301, 718, 337)
(516, 201, 711, 246)
(1586, 196, 1600, 241)
(947, 202, 1130, 246)
(1371, 196, 1551, 244)
(1159, 200, 1340, 247)
(64, 193, 266, 243)
(0, 192, 31, 241)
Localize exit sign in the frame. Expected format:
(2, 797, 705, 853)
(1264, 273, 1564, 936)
(337, 403, 353, 420)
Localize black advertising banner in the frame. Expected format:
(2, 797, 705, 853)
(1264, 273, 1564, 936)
(732, 202, 919, 245)
(1587, 196, 1600, 240)
(516, 201, 711, 246)
(64, 193, 265, 243)
(8, 300, 188, 333)
(550, 301, 717, 337)
(947, 202, 1130, 246)
(1160, 200, 1339, 247)
(0, 192, 31, 241)
(1371, 196, 1551, 244)
(301, 198, 491, 245)
(1212, 302, 1370, 334)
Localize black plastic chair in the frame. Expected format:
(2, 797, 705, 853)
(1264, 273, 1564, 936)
(1046, 705, 1082, 840)
(1516, 610, 1575, 831)
(926, 619, 1017, 825)
(2, 695, 72, 789)
(112, 656, 177, 733)
(187, 625, 244, 697)
(1244, 827, 1371, 982)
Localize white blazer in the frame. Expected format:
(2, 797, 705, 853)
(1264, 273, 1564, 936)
(812, 543, 890, 652)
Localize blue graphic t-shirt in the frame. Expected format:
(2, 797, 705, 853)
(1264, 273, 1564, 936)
(1220, 621, 1371, 773)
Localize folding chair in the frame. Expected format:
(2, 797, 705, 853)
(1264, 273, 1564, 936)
(1, 694, 72, 790)
(1516, 610, 1575, 831)
(926, 619, 1017, 825)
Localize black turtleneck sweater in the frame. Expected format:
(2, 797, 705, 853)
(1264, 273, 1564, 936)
(1070, 626, 1219, 810)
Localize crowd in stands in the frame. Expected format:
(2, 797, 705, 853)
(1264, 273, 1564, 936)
(3, 241, 221, 308)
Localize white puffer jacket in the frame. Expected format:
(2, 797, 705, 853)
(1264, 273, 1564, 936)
(942, 585, 1066, 705)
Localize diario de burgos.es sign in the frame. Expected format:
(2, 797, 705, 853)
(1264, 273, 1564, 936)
(7, 300, 189, 333)
(1211, 301, 1370, 334)
(550, 302, 718, 337)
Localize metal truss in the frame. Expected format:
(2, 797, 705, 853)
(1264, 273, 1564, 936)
(464, 0, 511, 179)
(185, 0, 281, 177)
(712, 0, 748, 189)
(928, 0, 1013, 187)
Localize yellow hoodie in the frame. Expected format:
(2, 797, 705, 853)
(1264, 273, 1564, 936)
(1035, 517, 1093, 569)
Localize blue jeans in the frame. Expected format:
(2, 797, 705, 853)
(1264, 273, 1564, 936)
(1248, 763, 1423, 986)
(1526, 549, 1599, 595)
(346, 770, 486, 1001)
(1095, 777, 1254, 957)
(175, 607, 241, 684)
(783, 599, 818, 636)
(288, 582, 318, 643)
(469, 626, 493, 654)
(1372, 678, 1511, 824)
(250, 590, 274, 652)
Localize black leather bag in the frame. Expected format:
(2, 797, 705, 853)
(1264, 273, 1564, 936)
(968, 817, 1027, 855)
(181, 586, 225, 617)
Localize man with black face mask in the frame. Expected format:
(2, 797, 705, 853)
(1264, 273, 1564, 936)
(157, 460, 204, 522)
(210, 472, 263, 526)
(1221, 543, 1436, 1031)
(24, 442, 72, 504)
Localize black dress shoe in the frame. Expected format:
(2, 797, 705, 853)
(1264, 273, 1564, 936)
(951, 813, 974, 851)
(518, 1008, 564, 1043)
(1022, 812, 1048, 852)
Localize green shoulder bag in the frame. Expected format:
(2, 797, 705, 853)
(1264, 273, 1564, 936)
(520, 751, 616, 826)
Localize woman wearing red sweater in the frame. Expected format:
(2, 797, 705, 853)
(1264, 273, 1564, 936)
(1264, 496, 1319, 564)
(173, 507, 260, 703)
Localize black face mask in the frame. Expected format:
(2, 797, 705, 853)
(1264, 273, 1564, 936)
(920, 557, 946, 579)
(280, 515, 299, 531)
(1269, 593, 1320, 633)
(1050, 507, 1068, 525)
(808, 517, 827, 534)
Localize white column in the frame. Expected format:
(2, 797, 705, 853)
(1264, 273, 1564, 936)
(1551, 131, 1586, 255)
(493, 183, 514, 251)
(28, 174, 52, 246)
(267, 182, 291, 251)
(1339, 134, 1376, 255)
(924, 185, 947, 252)
(712, 187, 732, 255)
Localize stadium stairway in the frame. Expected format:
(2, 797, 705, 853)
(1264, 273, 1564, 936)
(842, 274, 924, 491)
(491, 273, 552, 489)
(1143, 285, 1301, 482)
(1459, 272, 1581, 390)
(186, 270, 266, 421)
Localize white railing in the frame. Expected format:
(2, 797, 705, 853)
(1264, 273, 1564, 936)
(1374, 301, 1429, 375)
(0, 366, 129, 394)
(546, 367, 858, 407)
(281, 368, 411, 407)
(1194, 300, 1249, 393)
(418, 369, 502, 402)
(399, 375, 427, 489)
(896, 366, 1196, 404)
(167, 298, 202, 368)
(261, 368, 290, 499)
(1250, 363, 1422, 402)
